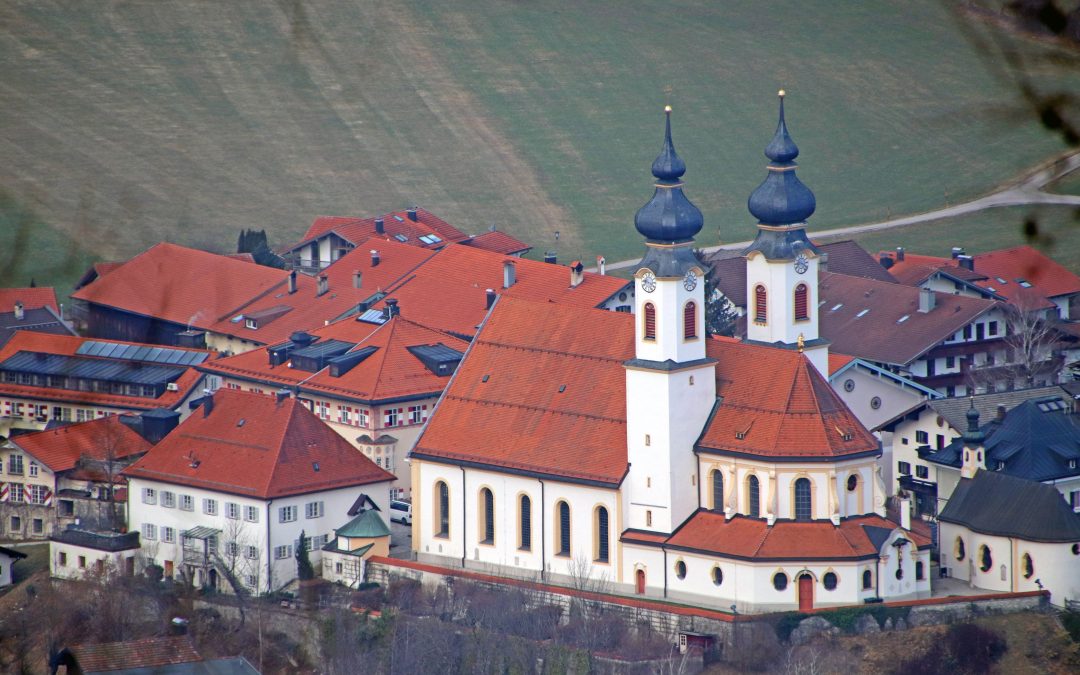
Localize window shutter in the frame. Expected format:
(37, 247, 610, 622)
(755, 285, 767, 323)
(794, 284, 808, 321)
(644, 303, 656, 340)
(684, 302, 697, 339)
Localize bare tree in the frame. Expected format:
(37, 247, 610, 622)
(1003, 296, 1061, 388)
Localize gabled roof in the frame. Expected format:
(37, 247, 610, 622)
(972, 245, 1080, 301)
(290, 208, 470, 252)
(9, 415, 151, 473)
(464, 230, 532, 255)
(65, 636, 202, 672)
(698, 339, 879, 461)
(636, 511, 931, 561)
(72, 243, 289, 330)
(818, 272, 998, 366)
(0, 287, 59, 313)
(200, 316, 469, 404)
(123, 389, 394, 499)
(0, 332, 207, 411)
(336, 509, 390, 538)
(926, 397, 1080, 482)
(0, 305, 75, 347)
(0, 546, 27, 561)
(938, 470, 1080, 542)
(828, 356, 942, 399)
(874, 384, 1071, 432)
(828, 352, 856, 375)
(370, 243, 629, 337)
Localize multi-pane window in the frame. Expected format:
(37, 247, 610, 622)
(754, 285, 767, 324)
(274, 545, 292, 560)
(747, 475, 760, 518)
(916, 465, 929, 479)
(142, 524, 157, 540)
(915, 430, 929, 444)
(898, 461, 912, 476)
(142, 488, 157, 504)
(226, 542, 240, 558)
(203, 498, 218, 516)
(311, 534, 328, 549)
(480, 488, 494, 545)
(244, 505, 259, 522)
(408, 405, 428, 425)
(712, 471, 724, 511)
(180, 494, 194, 511)
(683, 302, 697, 339)
(643, 303, 656, 340)
(556, 501, 571, 557)
(245, 546, 259, 560)
(162, 491, 176, 508)
(436, 481, 449, 537)
(28, 485, 49, 505)
(8, 483, 23, 504)
(279, 505, 297, 523)
(595, 506, 609, 563)
(76, 409, 92, 422)
(28, 461, 38, 478)
(316, 402, 329, 420)
(226, 502, 240, 520)
(8, 455, 23, 475)
(163, 527, 176, 543)
(338, 406, 351, 425)
(794, 283, 809, 321)
(519, 495, 531, 551)
(358, 408, 370, 427)
(305, 501, 324, 519)
(383, 408, 404, 427)
(794, 478, 812, 521)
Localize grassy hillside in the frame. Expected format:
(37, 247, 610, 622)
(1, 0, 1077, 294)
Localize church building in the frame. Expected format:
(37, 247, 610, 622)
(409, 96, 931, 613)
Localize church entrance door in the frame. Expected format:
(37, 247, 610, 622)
(636, 569, 646, 594)
(798, 574, 813, 611)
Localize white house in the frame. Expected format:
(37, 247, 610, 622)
(123, 388, 394, 593)
(0, 545, 27, 587)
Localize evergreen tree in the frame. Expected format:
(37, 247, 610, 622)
(296, 529, 315, 581)
(694, 249, 740, 337)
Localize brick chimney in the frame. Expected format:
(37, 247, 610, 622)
(370, 250, 380, 267)
(353, 270, 363, 289)
(288, 270, 297, 294)
(317, 274, 329, 297)
(569, 261, 584, 288)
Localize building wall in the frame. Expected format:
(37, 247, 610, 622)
(0, 448, 58, 540)
(888, 408, 960, 496)
(0, 552, 17, 586)
(831, 364, 929, 432)
(49, 541, 136, 581)
(745, 252, 820, 347)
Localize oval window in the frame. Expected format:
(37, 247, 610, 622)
(675, 560, 687, 580)
(846, 474, 858, 492)
(955, 537, 966, 561)
(843, 379, 855, 392)
(823, 572, 838, 591)
(979, 545, 992, 573)
(712, 566, 723, 586)
(773, 572, 788, 591)
(895, 568, 904, 580)
(1022, 553, 1034, 579)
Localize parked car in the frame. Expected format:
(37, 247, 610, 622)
(390, 499, 412, 525)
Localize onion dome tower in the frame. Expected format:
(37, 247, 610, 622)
(961, 400, 987, 478)
(742, 91, 830, 375)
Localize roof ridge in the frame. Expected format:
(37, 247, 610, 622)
(444, 395, 625, 425)
(480, 340, 628, 364)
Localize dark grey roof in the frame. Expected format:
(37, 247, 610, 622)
(0, 351, 185, 386)
(861, 525, 894, 552)
(49, 528, 140, 552)
(929, 385, 1071, 430)
(0, 307, 76, 346)
(77, 340, 209, 366)
(408, 343, 464, 376)
(290, 339, 356, 360)
(0, 545, 28, 560)
(938, 471, 1080, 542)
(633, 241, 702, 277)
(926, 397, 1080, 481)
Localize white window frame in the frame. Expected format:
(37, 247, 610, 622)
(305, 501, 324, 519)
(142, 523, 157, 541)
(180, 494, 194, 511)
(274, 544, 292, 560)
(244, 545, 259, 560)
(225, 502, 240, 520)
(203, 498, 218, 516)
(142, 488, 157, 505)
(244, 505, 259, 522)
(162, 491, 176, 508)
(163, 526, 176, 543)
(279, 505, 297, 523)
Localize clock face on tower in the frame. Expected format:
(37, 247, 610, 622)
(683, 270, 698, 291)
(641, 271, 657, 293)
(794, 254, 809, 275)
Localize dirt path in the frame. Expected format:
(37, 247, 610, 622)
(601, 150, 1080, 271)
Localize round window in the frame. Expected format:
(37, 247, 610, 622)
(618, 292, 628, 302)
(712, 566, 723, 586)
(846, 475, 858, 492)
(773, 572, 788, 591)
(843, 379, 855, 392)
(870, 396, 882, 410)
(675, 560, 686, 580)
(823, 572, 838, 591)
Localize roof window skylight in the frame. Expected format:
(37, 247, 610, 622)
(394, 234, 409, 242)
(897, 315, 910, 323)
(830, 304, 843, 312)
(856, 309, 870, 318)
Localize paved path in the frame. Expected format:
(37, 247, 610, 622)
(600, 151, 1080, 272)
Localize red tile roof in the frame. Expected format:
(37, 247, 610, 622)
(123, 389, 394, 498)
(68, 636, 201, 671)
(700, 339, 879, 460)
(657, 511, 931, 560)
(200, 316, 469, 403)
(294, 208, 470, 251)
(372, 244, 629, 337)
(0, 332, 207, 411)
(971, 245, 1080, 302)
(818, 272, 998, 366)
(72, 243, 290, 330)
(10, 415, 151, 473)
(828, 353, 856, 375)
(464, 230, 532, 255)
(0, 287, 58, 313)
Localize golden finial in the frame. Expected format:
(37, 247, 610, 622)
(778, 89, 786, 98)
(797, 333, 805, 352)
(664, 105, 672, 113)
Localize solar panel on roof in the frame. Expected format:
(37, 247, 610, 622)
(75, 341, 208, 365)
(358, 309, 387, 325)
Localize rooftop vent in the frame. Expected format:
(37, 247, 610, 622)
(288, 270, 297, 294)
(374, 218, 385, 234)
(385, 298, 399, 319)
(317, 274, 329, 297)
(13, 302, 23, 321)
(957, 255, 974, 271)
(918, 287, 936, 313)
(503, 261, 516, 289)
(543, 252, 557, 265)
(407, 207, 418, 222)
(370, 249, 380, 267)
(485, 288, 496, 310)
(951, 246, 965, 259)
(879, 253, 894, 270)
(895, 246, 905, 262)
(353, 270, 363, 289)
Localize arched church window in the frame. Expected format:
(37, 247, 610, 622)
(644, 303, 656, 340)
(711, 470, 724, 511)
(519, 495, 531, 551)
(1021, 553, 1033, 579)
(794, 478, 812, 521)
(595, 506, 609, 563)
(955, 537, 966, 561)
(754, 285, 767, 324)
(794, 283, 809, 321)
(480, 488, 494, 545)
(556, 501, 571, 557)
(684, 301, 697, 339)
(435, 481, 450, 538)
(862, 569, 873, 589)
(747, 475, 760, 518)
(979, 544, 992, 572)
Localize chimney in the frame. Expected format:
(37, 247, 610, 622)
(951, 246, 965, 259)
(374, 218, 385, 234)
(879, 253, 895, 270)
(543, 252, 556, 265)
(503, 261, 516, 289)
(275, 388, 291, 404)
(569, 260, 584, 288)
(202, 392, 214, 418)
(957, 254, 974, 271)
(317, 274, 329, 296)
(370, 249, 380, 267)
(485, 288, 496, 310)
(899, 493, 912, 531)
(997, 404, 1007, 422)
(918, 287, 936, 313)
(138, 409, 180, 444)
(288, 270, 297, 294)
(407, 207, 418, 222)
(596, 256, 606, 276)
(353, 270, 363, 289)
(290, 331, 314, 349)
(385, 298, 399, 318)
(13, 301, 23, 321)
(895, 246, 905, 262)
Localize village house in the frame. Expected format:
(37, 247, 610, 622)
(123, 388, 394, 593)
(0, 286, 75, 347)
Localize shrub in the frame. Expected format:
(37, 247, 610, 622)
(1062, 609, 1080, 644)
(946, 623, 1008, 672)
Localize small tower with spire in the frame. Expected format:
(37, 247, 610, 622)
(625, 107, 717, 534)
(961, 399, 987, 479)
(742, 91, 830, 375)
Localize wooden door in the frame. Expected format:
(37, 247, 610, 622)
(636, 569, 646, 594)
(798, 574, 813, 612)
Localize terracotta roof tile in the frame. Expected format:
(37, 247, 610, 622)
(294, 208, 470, 251)
(828, 352, 856, 375)
(0, 287, 59, 313)
(464, 230, 532, 255)
(69, 636, 201, 671)
(971, 245, 1080, 302)
(123, 389, 394, 498)
(10, 415, 151, 473)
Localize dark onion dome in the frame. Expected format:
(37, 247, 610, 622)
(747, 91, 816, 226)
(634, 107, 704, 244)
(963, 398, 986, 446)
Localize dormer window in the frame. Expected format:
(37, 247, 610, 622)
(245, 318, 257, 330)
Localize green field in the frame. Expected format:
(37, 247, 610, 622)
(2, 1, 1077, 296)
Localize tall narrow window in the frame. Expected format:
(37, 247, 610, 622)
(556, 501, 571, 556)
(794, 283, 809, 321)
(519, 495, 531, 550)
(595, 506, 609, 563)
(711, 470, 724, 511)
(794, 478, 812, 521)
(748, 475, 760, 517)
(684, 302, 697, 339)
(435, 481, 449, 537)
(644, 303, 657, 340)
(480, 488, 494, 544)
(754, 285, 767, 324)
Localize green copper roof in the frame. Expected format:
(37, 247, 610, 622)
(336, 509, 390, 538)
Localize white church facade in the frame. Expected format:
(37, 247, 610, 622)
(409, 97, 931, 613)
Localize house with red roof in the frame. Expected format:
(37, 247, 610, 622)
(197, 314, 470, 499)
(1, 412, 169, 542)
(0, 287, 75, 348)
(0, 332, 210, 437)
(124, 388, 393, 593)
(408, 103, 930, 613)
